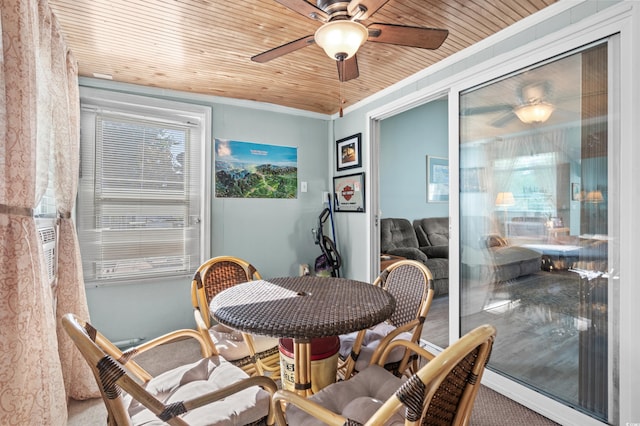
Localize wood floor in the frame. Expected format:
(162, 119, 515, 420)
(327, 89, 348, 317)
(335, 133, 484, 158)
(421, 270, 606, 418)
(421, 292, 449, 349)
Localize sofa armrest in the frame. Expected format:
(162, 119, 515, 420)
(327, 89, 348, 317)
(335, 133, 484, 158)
(384, 247, 429, 264)
(482, 234, 509, 248)
(414, 224, 430, 247)
(421, 245, 448, 259)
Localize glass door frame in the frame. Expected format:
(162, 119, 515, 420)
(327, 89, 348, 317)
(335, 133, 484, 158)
(447, 10, 631, 426)
(455, 39, 615, 425)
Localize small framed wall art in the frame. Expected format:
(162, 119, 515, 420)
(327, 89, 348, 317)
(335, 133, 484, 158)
(333, 172, 365, 213)
(427, 156, 449, 202)
(571, 182, 581, 201)
(460, 167, 487, 193)
(336, 133, 362, 171)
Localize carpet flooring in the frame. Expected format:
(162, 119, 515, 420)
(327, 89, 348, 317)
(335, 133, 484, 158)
(67, 333, 559, 425)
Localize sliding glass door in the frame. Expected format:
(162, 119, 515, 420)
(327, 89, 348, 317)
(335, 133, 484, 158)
(458, 41, 617, 422)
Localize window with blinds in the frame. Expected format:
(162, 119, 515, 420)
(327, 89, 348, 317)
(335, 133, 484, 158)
(78, 91, 209, 284)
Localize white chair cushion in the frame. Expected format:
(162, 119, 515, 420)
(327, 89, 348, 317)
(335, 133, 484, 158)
(339, 322, 414, 372)
(209, 324, 278, 362)
(285, 364, 406, 425)
(125, 356, 271, 425)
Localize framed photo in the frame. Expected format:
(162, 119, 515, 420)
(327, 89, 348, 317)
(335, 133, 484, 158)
(571, 182, 581, 201)
(460, 167, 487, 193)
(333, 172, 365, 213)
(427, 156, 449, 202)
(336, 133, 362, 171)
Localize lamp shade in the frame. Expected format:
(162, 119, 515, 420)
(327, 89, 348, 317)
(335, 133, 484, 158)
(585, 190, 604, 203)
(513, 102, 555, 124)
(314, 20, 368, 60)
(495, 192, 515, 207)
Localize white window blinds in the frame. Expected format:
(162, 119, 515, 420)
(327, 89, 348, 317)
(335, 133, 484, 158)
(78, 100, 205, 284)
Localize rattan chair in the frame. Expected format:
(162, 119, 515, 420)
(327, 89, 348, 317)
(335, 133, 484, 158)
(62, 313, 278, 426)
(273, 324, 496, 426)
(191, 256, 280, 377)
(338, 259, 435, 379)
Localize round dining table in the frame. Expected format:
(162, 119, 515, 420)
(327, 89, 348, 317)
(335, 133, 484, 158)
(210, 275, 395, 396)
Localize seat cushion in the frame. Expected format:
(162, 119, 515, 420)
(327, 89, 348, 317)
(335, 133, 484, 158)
(422, 245, 449, 259)
(125, 357, 271, 425)
(380, 218, 420, 252)
(423, 257, 448, 280)
(285, 364, 406, 425)
(339, 322, 414, 373)
(210, 324, 279, 362)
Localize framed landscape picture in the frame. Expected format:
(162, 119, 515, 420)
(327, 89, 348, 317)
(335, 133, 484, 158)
(427, 156, 449, 202)
(214, 139, 298, 198)
(333, 172, 365, 213)
(336, 133, 362, 171)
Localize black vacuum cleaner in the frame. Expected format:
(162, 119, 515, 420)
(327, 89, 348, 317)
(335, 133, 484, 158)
(313, 195, 341, 277)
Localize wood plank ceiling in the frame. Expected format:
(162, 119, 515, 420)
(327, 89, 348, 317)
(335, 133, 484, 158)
(48, 0, 557, 115)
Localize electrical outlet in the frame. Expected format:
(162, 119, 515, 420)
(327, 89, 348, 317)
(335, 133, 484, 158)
(322, 191, 330, 203)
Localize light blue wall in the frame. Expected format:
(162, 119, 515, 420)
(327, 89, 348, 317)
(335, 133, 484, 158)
(379, 99, 449, 221)
(209, 104, 331, 279)
(79, 79, 331, 341)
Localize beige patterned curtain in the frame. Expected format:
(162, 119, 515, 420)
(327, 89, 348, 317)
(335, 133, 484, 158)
(0, 0, 85, 422)
(50, 22, 98, 399)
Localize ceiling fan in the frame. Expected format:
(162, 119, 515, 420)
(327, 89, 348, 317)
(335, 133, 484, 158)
(461, 81, 557, 127)
(251, 0, 449, 82)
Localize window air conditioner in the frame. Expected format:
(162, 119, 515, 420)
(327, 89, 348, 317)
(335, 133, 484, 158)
(37, 219, 57, 287)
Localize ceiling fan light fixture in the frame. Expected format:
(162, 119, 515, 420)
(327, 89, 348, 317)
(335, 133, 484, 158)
(314, 20, 368, 60)
(513, 101, 555, 124)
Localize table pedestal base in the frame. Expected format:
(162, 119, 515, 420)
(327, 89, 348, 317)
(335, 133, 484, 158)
(294, 339, 312, 397)
(281, 337, 339, 397)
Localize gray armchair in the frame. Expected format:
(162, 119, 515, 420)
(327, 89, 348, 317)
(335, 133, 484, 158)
(380, 218, 429, 263)
(413, 217, 449, 259)
(380, 218, 449, 296)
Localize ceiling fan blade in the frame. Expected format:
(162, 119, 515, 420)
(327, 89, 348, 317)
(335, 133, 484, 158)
(337, 55, 359, 82)
(491, 112, 517, 128)
(251, 35, 316, 63)
(273, 0, 328, 22)
(460, 104, 514, 116)
(347, 0, 390, 20)
(367, 23, 448, 49)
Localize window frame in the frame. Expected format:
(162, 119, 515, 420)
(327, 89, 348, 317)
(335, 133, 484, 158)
(78, 88, 211, 287)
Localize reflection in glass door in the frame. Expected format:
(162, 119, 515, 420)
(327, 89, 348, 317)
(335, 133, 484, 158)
(459, 41, 617, 422)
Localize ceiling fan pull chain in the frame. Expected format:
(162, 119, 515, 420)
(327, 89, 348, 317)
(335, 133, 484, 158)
(339, 60, 345, 117)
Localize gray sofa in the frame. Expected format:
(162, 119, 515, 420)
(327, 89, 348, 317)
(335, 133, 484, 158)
(381, 216, 542, 298)
(413, 217, 449, 258)
(461, 234, 542, 283)
(459, 216, 542, 284)
(380, 218, 449, 296)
